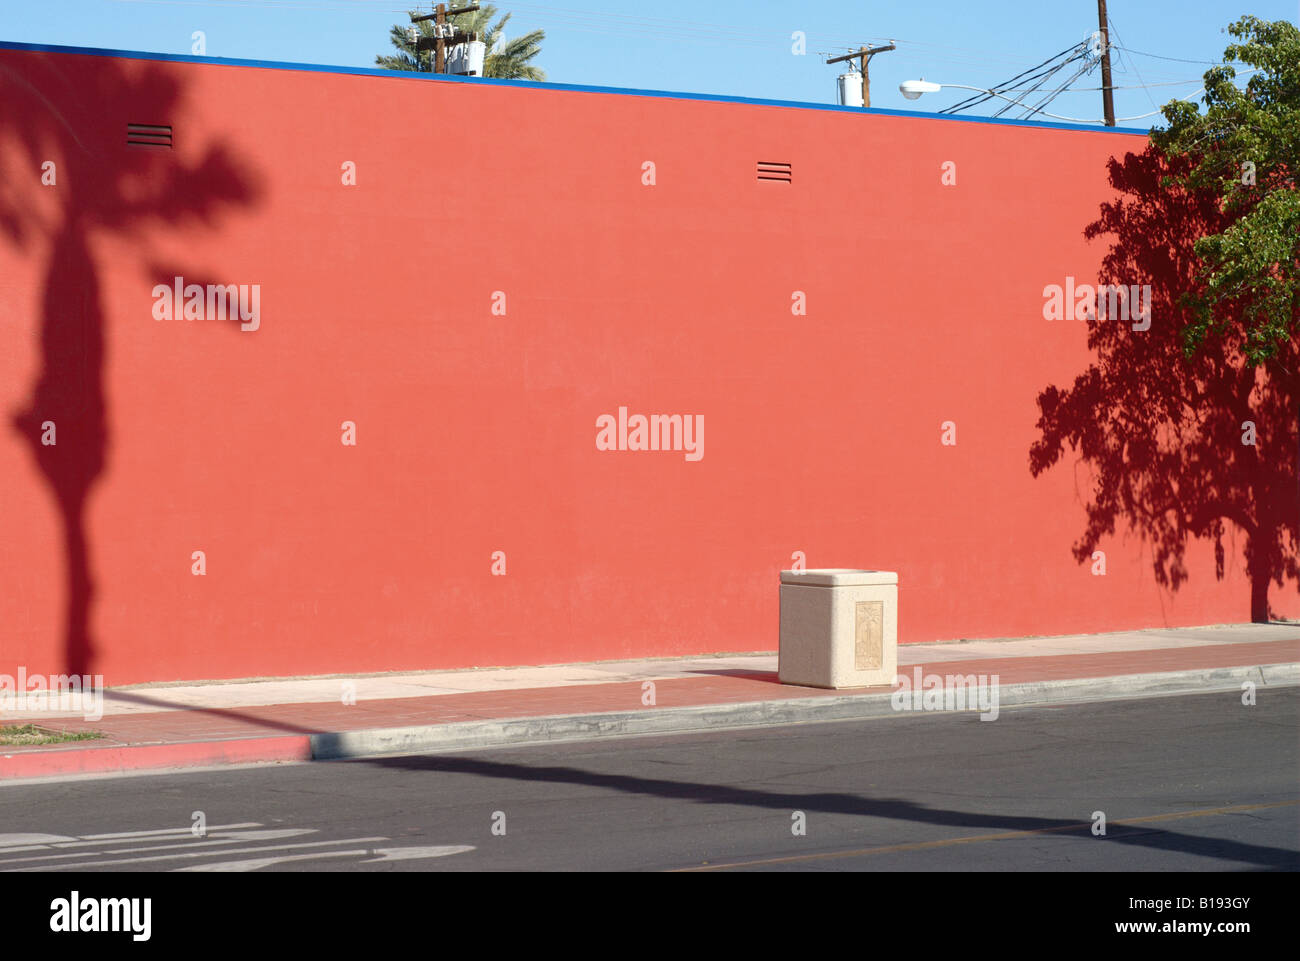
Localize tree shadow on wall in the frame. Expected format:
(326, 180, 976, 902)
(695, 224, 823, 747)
(1029, 145, 1299, 622)
(0, 51, 260, 674)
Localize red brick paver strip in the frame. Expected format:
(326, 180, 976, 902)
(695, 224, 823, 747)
(5, 639, 1294, 761)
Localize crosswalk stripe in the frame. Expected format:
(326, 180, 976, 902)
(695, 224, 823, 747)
(0, 830, 316, 867)
(177, 850, 373, 872)
(181, 845, 477, 872)
(79, 823, 262, 841)
(8, 837, 391, 872)
(0, 823, 262, 852)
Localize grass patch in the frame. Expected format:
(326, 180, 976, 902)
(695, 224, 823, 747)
(0, 723, 104, 746)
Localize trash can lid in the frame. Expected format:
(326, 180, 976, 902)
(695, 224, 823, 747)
(780, 568, 898, 586)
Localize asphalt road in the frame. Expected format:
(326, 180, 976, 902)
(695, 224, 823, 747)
(2, 688, 1297, 871)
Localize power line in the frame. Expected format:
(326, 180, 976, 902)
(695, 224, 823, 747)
(1019, 58, 1095, 120)
(1110, 45, 1222, 65)
(941, 47, 1083, 113)
(990, 50, 1090, 118)
(940, 42, 1086, 115)
(1108, 16, 1161, 113)
(1007, 67, 1259, 124)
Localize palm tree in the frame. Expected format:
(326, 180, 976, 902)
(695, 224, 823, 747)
(376, 6, 545, 80)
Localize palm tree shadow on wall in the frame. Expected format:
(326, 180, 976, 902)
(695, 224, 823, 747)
(1, 52, 260, 674)
(1030, 144, 1299, 622)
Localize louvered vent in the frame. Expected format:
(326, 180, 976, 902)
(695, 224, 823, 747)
(757, 161, 792, 183)
(127, 123, 172, 148)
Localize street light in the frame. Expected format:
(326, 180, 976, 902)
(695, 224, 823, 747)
(899, 79, 1038, 112)
(899, 80, 1040, 113)
(899, 79, 942, 100)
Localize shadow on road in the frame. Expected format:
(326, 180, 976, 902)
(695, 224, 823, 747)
(354, 752, 1299, 869)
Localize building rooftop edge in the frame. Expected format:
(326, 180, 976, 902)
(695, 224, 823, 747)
(0, 39, 1151, 136)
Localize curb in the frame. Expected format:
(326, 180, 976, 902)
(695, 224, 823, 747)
(0, 734, 311, 781)
(3, 663, 1295, 780)
(310, 662, 1300, 760)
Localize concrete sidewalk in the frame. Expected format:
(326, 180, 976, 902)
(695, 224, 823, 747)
(2, 624, 1297, 781)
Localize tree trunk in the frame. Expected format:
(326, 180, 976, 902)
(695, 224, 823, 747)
(1250, 561, 1271, 622)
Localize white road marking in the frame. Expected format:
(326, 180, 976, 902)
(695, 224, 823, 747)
(363, 845, 476, 863)
(102, 829, 314, 855)
(0, 829, 317, 867)
(80, 823, 262, 841)
(0, 822, 476, 872)
(7, 837, 390, 872)
(177, 850, 372, 872)
(0, 833, 76, 848)
(182, 845, 476, 872)
(0, 823, 262, 852)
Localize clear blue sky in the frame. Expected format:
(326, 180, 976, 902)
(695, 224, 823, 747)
(2, 1, 1296, 127)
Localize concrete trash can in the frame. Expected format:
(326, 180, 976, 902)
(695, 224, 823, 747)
(779, 569, 898, 688)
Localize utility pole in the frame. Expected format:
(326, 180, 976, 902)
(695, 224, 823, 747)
(826, 42, 895, 108)
(1096, 0, 1115, 126)
(412, 3, 480, 74)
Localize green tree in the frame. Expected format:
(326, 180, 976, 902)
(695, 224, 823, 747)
(1153, 16, 1298, 366)
(1155, 16, 1300, 618)
(376, 6, 545, 80)
(1030, 16, 1299, 621)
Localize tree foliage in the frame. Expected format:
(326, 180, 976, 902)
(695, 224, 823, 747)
(1153, 16, 1299, 363)
(1030, 17, 1299, 622)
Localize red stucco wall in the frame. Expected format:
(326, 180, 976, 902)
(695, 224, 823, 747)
(1, 46, 1289, 685)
